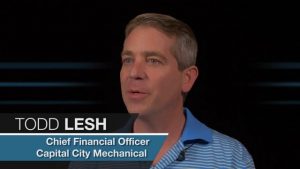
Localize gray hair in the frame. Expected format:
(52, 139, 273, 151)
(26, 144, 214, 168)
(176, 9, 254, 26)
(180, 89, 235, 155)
(125, 13, 198, 71)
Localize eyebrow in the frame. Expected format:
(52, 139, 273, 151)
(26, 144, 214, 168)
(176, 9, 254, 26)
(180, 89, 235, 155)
(143, 51, 168, 63)
(121, 50, 168, 62)
(121, 50, 133, 58)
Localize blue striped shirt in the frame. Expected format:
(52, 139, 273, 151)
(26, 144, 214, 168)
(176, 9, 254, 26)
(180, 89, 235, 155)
(151, 108, 255, 169)
(69, 108, 255, 169)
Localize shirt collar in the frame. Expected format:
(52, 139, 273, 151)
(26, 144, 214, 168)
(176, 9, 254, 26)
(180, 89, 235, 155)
(180, 107, 212, 144)
(119, 108, 213, 144)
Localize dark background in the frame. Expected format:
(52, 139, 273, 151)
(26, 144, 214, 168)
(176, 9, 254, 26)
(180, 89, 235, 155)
(0, 0, 299, 168)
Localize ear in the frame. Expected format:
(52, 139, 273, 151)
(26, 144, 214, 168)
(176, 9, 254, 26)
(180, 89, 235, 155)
(182, 66, 199, 93)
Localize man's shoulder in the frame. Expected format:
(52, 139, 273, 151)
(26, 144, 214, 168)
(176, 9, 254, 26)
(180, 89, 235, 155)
(185, 126, 249, 156)
(212, 130, 254, 166)
(210, 129, 249, 154)
(188, 129, 255, 168)
(211, 130, 242, 146)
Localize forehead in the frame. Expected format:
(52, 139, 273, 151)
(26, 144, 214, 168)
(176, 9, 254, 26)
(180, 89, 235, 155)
(123, 26, 176, 54)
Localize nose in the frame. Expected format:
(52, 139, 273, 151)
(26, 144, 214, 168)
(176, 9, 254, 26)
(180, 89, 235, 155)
(129, 60, 146, 80)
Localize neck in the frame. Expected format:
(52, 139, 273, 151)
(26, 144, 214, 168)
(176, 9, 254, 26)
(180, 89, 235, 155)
(133, 106, 185, 134)
(133, 106, 186, 165)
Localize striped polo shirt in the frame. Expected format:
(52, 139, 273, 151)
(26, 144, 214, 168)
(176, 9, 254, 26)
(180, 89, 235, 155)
(69, 108, 255, 169)
(151, 108, 255, 169)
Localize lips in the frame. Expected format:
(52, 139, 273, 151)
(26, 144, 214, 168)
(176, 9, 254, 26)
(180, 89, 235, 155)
(126, 89, 149, 100)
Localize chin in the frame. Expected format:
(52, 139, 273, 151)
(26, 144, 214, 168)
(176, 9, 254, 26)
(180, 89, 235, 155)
(127, 109, 144, 114)
(126, 106, 148, 115)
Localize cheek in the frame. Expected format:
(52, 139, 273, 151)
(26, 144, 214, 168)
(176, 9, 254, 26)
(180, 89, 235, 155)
(120, 68, 127, 83)
(120, 71, 127, 93)
(154, 71, 182, 94)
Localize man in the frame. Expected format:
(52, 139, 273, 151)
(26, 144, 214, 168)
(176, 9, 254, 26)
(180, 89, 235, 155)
(69, 13, 255, 169)
(120, 13, 255, 168)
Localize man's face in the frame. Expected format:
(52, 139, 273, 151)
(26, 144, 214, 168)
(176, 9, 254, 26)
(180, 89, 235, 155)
(120, 26, 184, 116)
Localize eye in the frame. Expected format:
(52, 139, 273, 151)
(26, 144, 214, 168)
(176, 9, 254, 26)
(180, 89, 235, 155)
(147, 58, 162, 65)
(122, 57, 133, 65)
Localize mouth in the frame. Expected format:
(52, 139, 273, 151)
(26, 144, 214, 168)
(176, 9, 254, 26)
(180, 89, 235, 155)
(127, 90, 148, 100)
